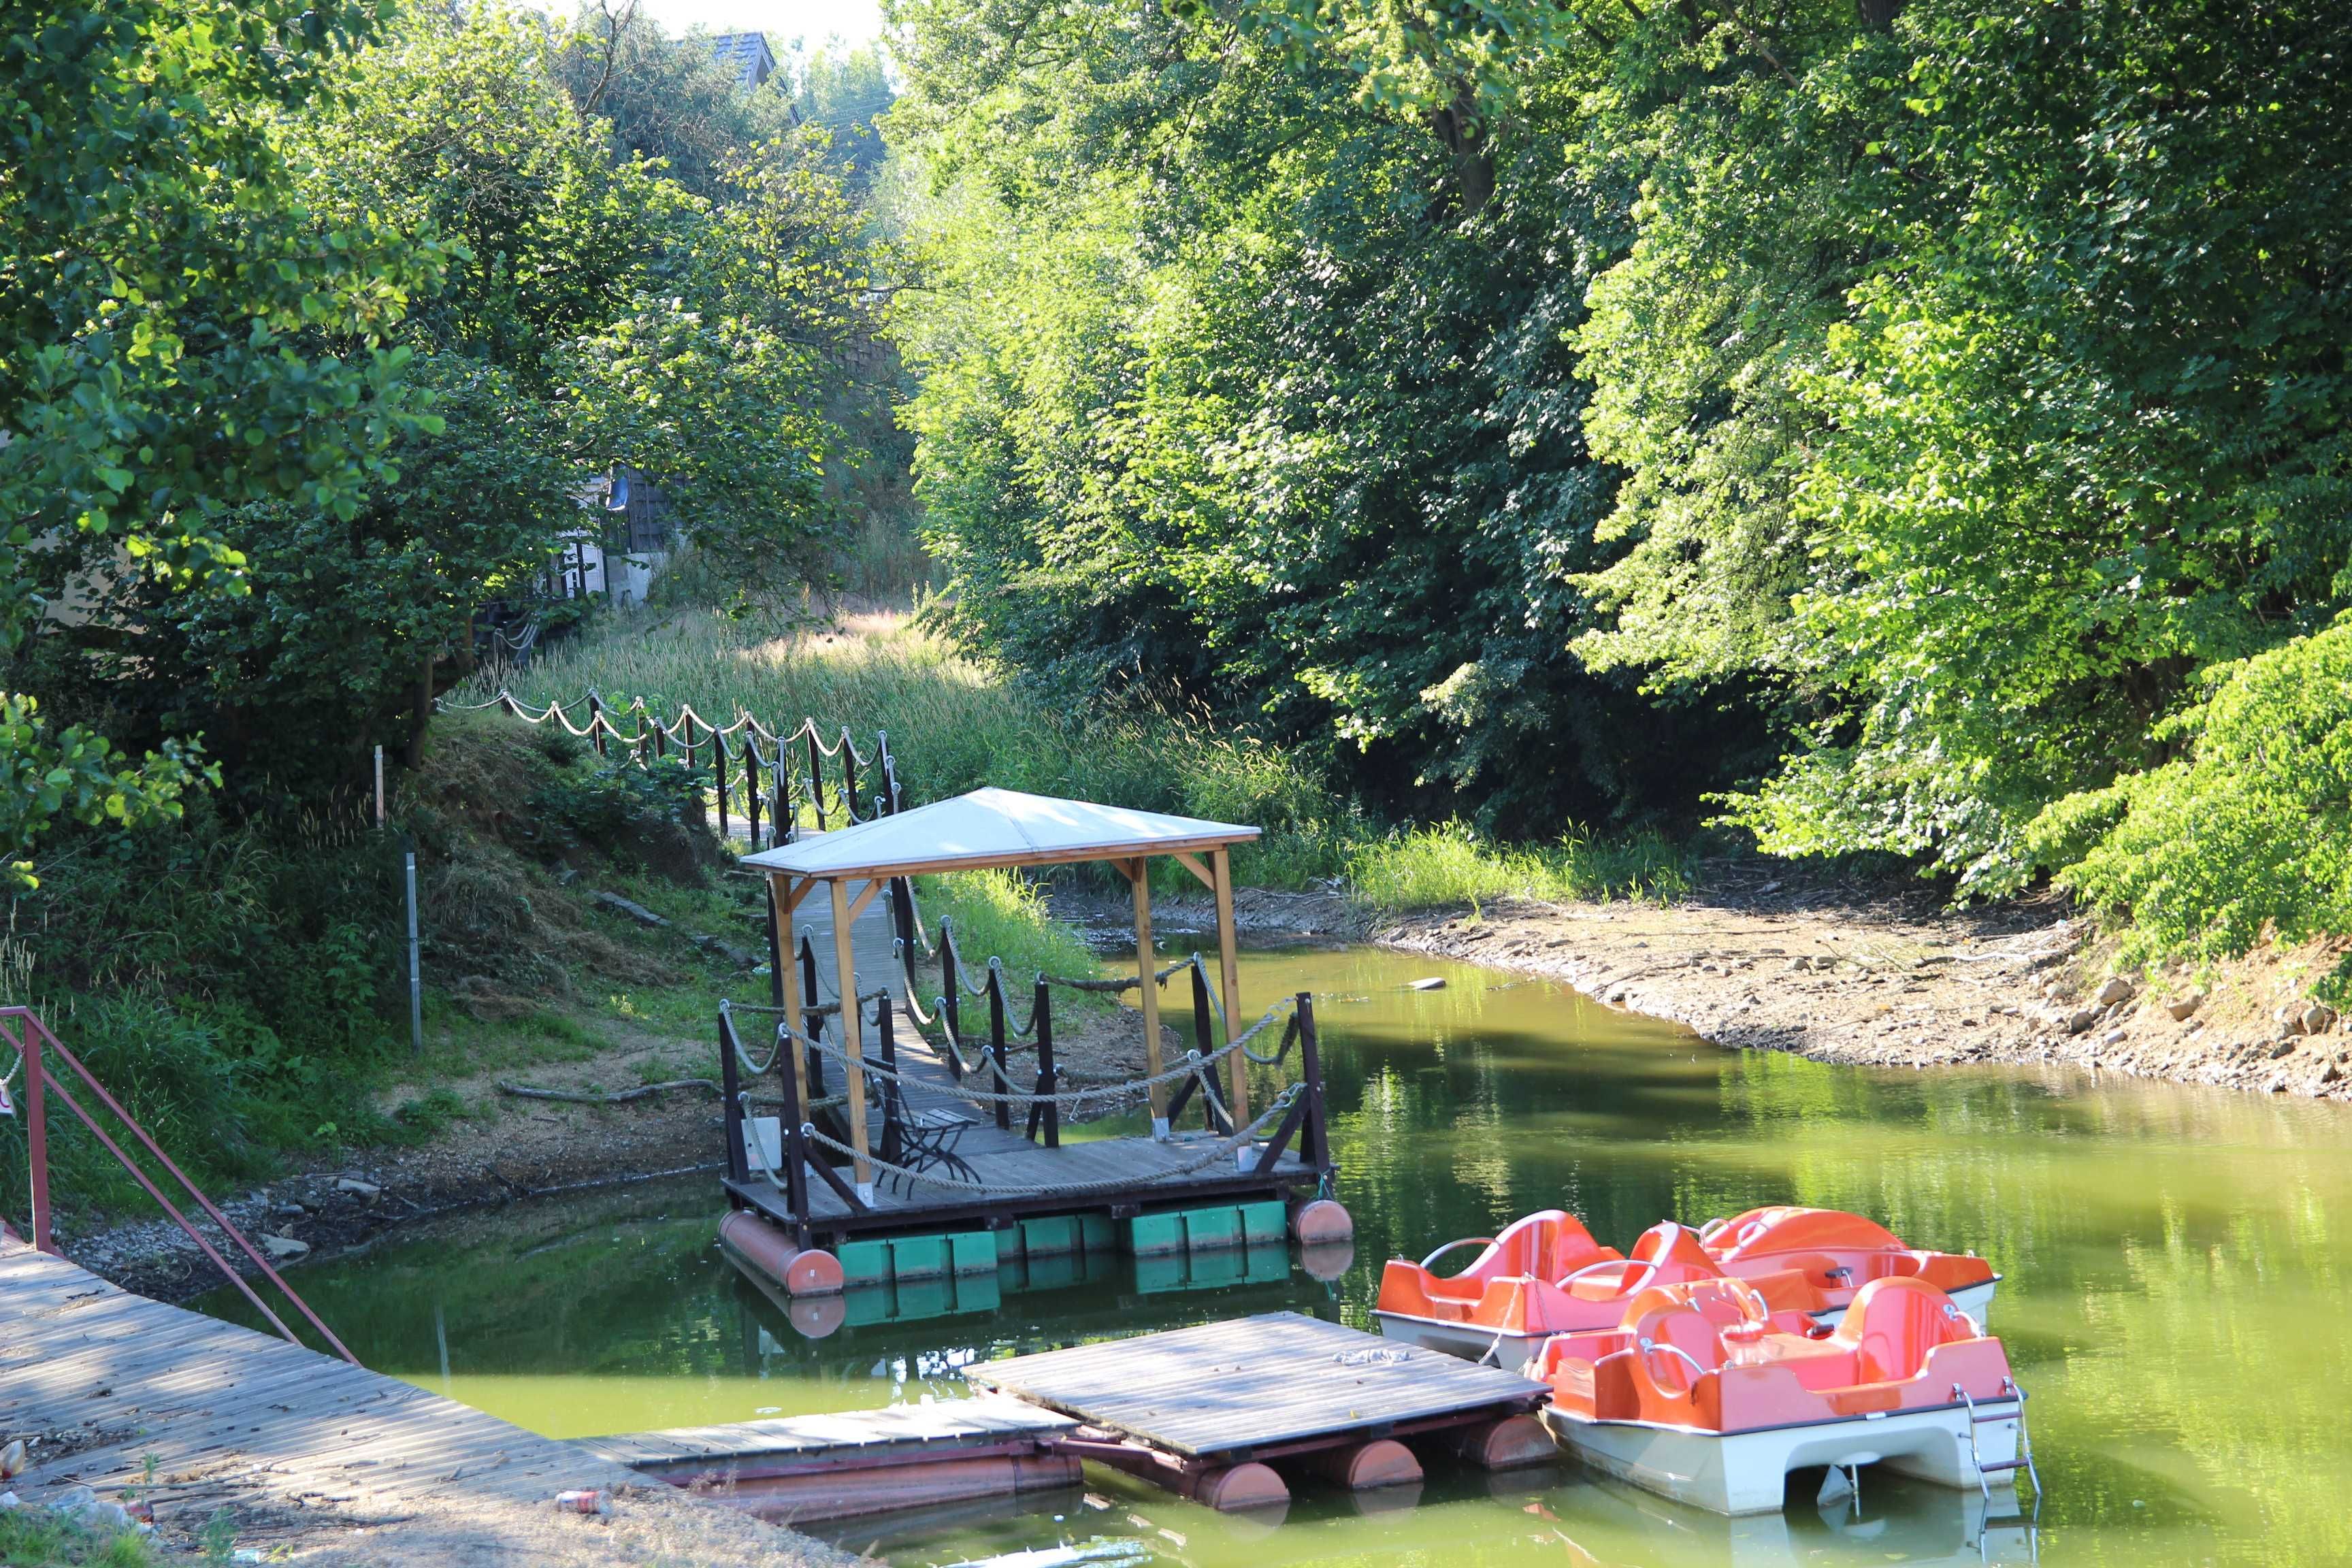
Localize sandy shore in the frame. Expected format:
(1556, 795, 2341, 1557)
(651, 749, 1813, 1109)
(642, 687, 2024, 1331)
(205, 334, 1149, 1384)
(1374, 880, 2349, 1100)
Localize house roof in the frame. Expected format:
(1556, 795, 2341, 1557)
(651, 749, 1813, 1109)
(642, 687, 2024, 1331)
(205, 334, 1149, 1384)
(740, 787, 1260, 881)
(707, 31, 775, 90)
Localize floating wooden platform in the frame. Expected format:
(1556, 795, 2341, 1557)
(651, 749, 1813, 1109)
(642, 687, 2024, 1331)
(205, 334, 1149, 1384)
(0, 1241, 800, 1563)
(965, 1311, 1555, 1509)
(725, 1014, 1321, 1244)
(583, 1399, 1080, 1523)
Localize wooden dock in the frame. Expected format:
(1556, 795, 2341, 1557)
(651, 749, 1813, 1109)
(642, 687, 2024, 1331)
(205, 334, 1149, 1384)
(0, 1240, 820, 1565)
(966, 1311, 1556, 1509)
(727, 1019, 1321, 1237)
(581, 1398, 1079, 1524)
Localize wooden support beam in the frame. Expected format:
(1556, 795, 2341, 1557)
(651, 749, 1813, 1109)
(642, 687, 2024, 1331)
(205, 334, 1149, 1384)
(830, 877, 872, 1198)
(1212, 847, 1247, 1124)
(1130, 857, 1166, 1132)
(1173, 851, 1216, 892)
(846, 877, 882, 924)
(768, 872, 808, 1120)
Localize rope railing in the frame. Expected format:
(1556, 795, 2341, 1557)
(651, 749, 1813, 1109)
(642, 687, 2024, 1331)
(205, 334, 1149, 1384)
(752, 996, 1295, 1111)
(434, 687, 902, 846)
(791, 1085, 1303, 1197)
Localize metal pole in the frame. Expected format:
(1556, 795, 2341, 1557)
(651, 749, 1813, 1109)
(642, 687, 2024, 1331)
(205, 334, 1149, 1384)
(374, 745, 386, 826)
(404, 848, 423, 1056)
(18, 1019, 51, 1253)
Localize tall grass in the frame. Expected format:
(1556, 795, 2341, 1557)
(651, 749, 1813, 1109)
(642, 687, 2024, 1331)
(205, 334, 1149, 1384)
(459, 604, 1695, 914)
(913, 869, 1115, 1013)
(458, 604, 1352, 887)
(1344, 821, 1692, 911)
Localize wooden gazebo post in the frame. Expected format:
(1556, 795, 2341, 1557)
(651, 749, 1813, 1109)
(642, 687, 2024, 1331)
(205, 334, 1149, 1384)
(1212, 847, 1247, 1124)
(828, 875, 872, 1201)
(766, 872, 811, 1120)
(1129, 857, 1168, 1139)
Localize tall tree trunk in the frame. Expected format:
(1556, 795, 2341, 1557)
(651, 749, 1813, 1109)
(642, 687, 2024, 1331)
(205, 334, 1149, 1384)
(1427, 86, 1495, 215)
(1856, 0, 1906, 29)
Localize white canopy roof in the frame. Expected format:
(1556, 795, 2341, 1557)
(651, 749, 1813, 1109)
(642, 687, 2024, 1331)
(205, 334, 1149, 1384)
(740, 787, 1261, 881)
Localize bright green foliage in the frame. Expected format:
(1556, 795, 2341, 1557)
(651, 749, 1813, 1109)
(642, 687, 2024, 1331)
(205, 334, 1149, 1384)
(2034, 621, 2352, 970)
(888, 0, 1771, 834)
(31, 5, 872, 805)
(552, 5, 801, 198)
(892, 0, 2351, 930)
(1345, 820, 1690, 911)
(1711, 0, 2352, 892)
(0, 0, 441, 875)
(0, 695, 210, 887)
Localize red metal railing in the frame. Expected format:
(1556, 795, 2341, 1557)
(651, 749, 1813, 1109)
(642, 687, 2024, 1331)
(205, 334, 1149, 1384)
(0, 1007, 358, 1365)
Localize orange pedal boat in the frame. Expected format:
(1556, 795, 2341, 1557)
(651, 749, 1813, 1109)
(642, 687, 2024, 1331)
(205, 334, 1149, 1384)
(1698, 1207, 1999, 1327)
(1375, 1207, 1998, 1371)
(1375, 1212, 1824, 1370)
(1533, 1275, 2034, 1514)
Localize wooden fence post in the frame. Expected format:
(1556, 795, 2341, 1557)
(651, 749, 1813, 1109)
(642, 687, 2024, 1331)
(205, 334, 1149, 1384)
(799, 934, 828, 1099)
(941, 923, 964, 1081)
(719, 1009, 749, 1185)
(1296, 992, 1327, 1173)
(987, 970, 1011, 1132)
(1028, 980, 1058, 1148)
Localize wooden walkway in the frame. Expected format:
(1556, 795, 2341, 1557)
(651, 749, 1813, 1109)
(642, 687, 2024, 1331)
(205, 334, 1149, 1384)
(968, 1311, 1546, 1460)
(0, 1241, 818, 1565)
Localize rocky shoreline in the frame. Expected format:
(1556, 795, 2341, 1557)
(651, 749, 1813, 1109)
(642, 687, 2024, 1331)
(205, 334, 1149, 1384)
(1375, 886, 2350, 1100)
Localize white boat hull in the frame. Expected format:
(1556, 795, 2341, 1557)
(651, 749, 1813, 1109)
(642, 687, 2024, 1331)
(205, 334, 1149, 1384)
(1540, 1399, 2022, 1516)
(1377, 1277, 1996, 1370)
(1371, 1311, 1549, 1371)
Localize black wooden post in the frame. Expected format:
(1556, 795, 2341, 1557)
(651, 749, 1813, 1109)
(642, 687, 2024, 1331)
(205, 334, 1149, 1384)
(781, 747, 800, 846)
(713, 730, 730, 838)
(841, 732, 860, 821)
(941, 923, 964, 1081)
(805, 729, 826, 830)
(764, 882, 785, 1009)
(681, 713, 696, 770)
(1189, 960, 1228, 1134)
(719, 1009, 749, 1185)
(772, 1011, 811, 1234)
(889, 877, 917, 996)
(799, 934, 828, 1098)
(875, 995, 900, 1166)
(744, 738, 763, 847)
(987, 969, 1011, 1131)
(589, 693, 607, 758)
(1028, 979, 1058, 1147)
(1296, 992, 1328, 1173)
(653, 707, 668, 760)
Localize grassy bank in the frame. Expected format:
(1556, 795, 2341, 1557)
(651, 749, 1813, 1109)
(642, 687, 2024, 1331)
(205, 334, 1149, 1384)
(457, 601, 1691, 909)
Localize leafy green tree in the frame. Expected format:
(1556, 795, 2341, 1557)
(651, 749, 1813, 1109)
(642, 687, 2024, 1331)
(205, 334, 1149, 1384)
(0, 0, 442, 879)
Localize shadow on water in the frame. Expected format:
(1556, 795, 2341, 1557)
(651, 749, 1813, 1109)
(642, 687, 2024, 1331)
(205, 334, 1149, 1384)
(195, 945, 2352, 1565)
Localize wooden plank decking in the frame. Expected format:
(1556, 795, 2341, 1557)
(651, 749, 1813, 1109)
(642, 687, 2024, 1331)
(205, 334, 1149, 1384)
(0, 1241, 824, 1565)
(965, 1311, 1546, 1460)
(581, 1396, 1074, 1473)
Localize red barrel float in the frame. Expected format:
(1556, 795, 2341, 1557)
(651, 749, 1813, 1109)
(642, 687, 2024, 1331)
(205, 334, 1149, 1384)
(718, 1210, 844, 1297)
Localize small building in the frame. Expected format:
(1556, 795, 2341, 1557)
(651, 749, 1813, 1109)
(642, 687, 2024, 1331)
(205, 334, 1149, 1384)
(707, 31, 776, 91)
(557, 468, 675, 606)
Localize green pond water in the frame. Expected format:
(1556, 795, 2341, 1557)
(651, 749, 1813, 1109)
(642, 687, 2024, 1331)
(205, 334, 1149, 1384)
(197, 945, 2352, 1566)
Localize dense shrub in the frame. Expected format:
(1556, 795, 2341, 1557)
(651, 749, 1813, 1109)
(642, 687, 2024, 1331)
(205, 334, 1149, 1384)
(2034, 622, 2352, 978)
